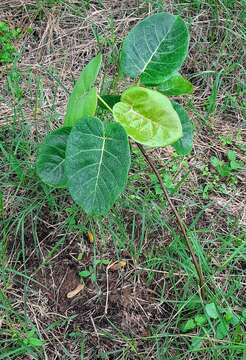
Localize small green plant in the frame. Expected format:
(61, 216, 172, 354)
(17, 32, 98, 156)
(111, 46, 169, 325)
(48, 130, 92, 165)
(180, 303, 246, 350)
(0, 21, 20, 64)
(36, 12, 206, 296)
(37, 12, 193, 215)
(210, 150, 244, 177)
(79, 259, 110, 283)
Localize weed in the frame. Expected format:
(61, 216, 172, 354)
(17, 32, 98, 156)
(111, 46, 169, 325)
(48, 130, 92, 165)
(0, 21, 20, 64)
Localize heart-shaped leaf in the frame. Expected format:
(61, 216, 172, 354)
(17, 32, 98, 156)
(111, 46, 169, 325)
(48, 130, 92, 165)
(171, 101, 193, 155)
(120, 12, 189, 85)
(65, 117, 131, 215)
(113, 86, 182, 147)
(36, 127, 71, 187)
(157, 73, 193, 96)
(64, 54, 102, 127)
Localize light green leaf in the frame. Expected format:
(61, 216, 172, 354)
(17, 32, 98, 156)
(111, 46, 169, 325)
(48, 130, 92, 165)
(120, 12, 189, 85)
(64, 54, 102, 127)
(205, 303, 219, 319)
(227, 150, 236, 161)
(79, 270, 91, 278)
(157, 73, 193, 96)
(28, 337, 44, 347)
(113, 86, 182, 147)
(171, 101, 193, 155)
(36, 127, 71, 188)
(65, 117, 131, 215)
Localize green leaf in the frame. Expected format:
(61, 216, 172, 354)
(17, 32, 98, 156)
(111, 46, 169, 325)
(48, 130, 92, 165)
(113, 86, 182, 147)
(98, 95, 121, 110)
(224, 310, 233, 322)
(157, 73, 193, 96)
(120, 12, 189, 85)
(36, 127, 71, 188)
(210, 157, 231, 177)
(95, 259, 110, 266)
(227, 150, 236, 161)
(210, 156, 220, 168)
(242, 309, 246, 320)
(216, 322, 229, 340)
(65, 117, 131, 215)
(230, 160, 243, 170)
(171, 101, 193, 155)
(28, 337, 44, 347)
(194, 314, 207, 327)
(64, 54, 102, 127)
(190, 336, 203, 351)
(224, 310, 241, 325)
(205, 303, 219, 319)
(180, 319, 196, 333)
(79, 270, 91, 278)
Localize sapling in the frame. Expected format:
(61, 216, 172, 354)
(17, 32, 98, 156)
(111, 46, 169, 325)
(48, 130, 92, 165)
(36, 12, 205, 298)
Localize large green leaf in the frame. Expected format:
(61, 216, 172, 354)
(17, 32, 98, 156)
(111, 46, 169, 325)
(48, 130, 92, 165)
(172, 101, 193, 155)
(65, 117, 131, 215)
(113, 86, 182, 147)
(120, 12, 189, 85)
(36, 127, 71, 187)
(157, 73, 193, 96)
(64, 54, 102, 127)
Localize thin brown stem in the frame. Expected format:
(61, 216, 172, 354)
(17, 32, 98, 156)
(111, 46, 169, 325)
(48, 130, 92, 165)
(137, 143, 206, 299)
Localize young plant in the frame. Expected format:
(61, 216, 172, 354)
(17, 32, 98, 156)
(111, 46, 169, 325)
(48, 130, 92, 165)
(0, 21, 20, 64)
(37, 12, 205, 297)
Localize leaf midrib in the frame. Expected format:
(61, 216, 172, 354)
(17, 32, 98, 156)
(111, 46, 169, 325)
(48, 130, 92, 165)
(140, 16, 177, 75)
(92, 135, 106, 207)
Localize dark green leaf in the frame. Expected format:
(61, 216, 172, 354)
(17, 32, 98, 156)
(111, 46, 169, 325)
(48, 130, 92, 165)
(98, 95, 121, 110)
(65, 117, 131, 215)
(157, 73, 193, 96)
(120, 12, 189, 85)
(113, 86, 182, 147)
(171, 101, 193, 155)
(36, 127, 71, 188)
(64, 54, 102, 127)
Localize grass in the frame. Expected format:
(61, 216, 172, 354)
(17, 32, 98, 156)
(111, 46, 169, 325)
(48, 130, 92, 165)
(0, 0, 245, 359)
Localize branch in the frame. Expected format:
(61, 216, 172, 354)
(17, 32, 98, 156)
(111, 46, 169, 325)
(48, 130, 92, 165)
(137, 143, 206, 299)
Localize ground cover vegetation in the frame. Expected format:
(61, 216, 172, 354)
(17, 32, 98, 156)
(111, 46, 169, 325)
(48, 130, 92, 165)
(0, 0, 245, 359)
